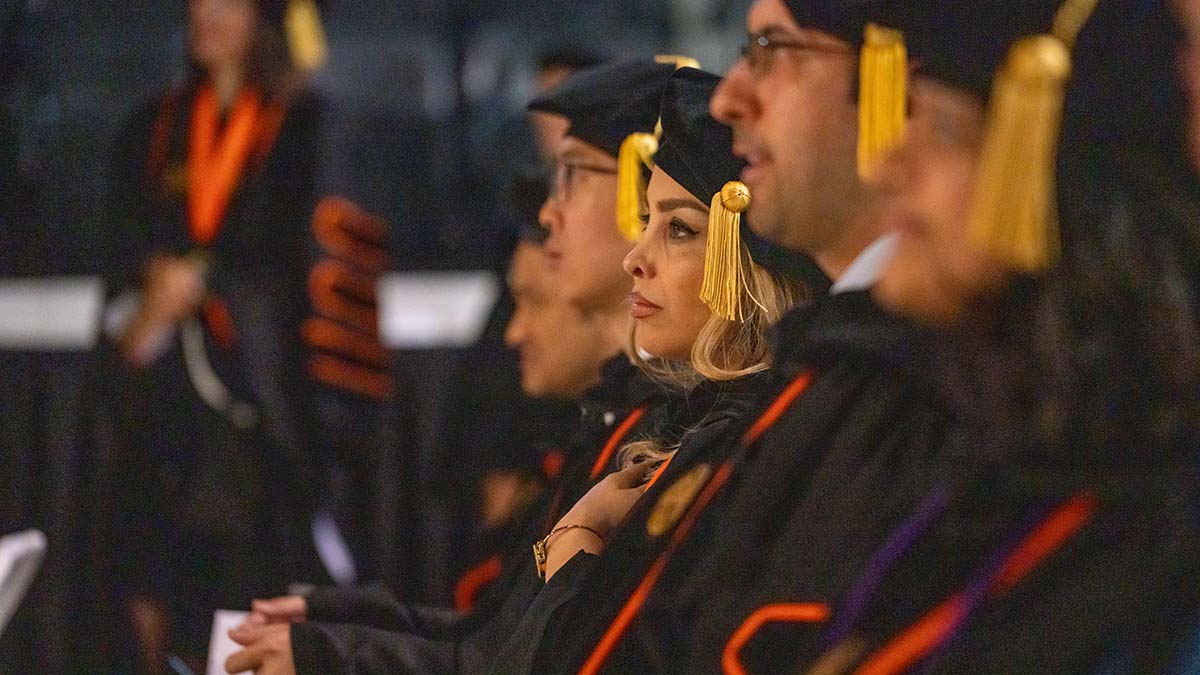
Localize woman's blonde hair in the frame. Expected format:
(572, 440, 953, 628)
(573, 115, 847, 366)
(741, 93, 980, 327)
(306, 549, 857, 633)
(630, 242, 807, 386)
(621, 242, 808, 471)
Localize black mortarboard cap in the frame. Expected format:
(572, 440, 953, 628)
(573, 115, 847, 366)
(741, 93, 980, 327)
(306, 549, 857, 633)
(654, 67, 829, 317)
(782, 0, 894, 45)
(892, 0, 1059, 100)
(893, 0, 1196, 275)
(654, 68, 743, 206)
(527, 59, 678, 158)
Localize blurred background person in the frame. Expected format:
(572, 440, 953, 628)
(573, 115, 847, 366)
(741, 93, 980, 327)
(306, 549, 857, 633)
(438, 47, 602, 597)
(834, 1, 1200, 671)
(104, 0, 327, 671)
(1175, 0, 1200, 173)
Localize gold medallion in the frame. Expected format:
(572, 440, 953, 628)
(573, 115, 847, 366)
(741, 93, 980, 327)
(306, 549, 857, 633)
(646, 463, 713, 538)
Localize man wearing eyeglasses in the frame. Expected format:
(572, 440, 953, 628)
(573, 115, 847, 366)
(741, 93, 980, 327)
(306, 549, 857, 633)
(668, 1, 950, 672)
(712, 0, 884, 274)
(528, 59, 679, 318)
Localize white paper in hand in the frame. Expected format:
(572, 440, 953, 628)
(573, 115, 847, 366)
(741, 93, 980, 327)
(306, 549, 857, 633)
(207, 610, 251, 675)
(0, 529, 47, 637)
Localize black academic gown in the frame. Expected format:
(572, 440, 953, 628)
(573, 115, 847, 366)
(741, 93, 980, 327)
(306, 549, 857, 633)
(789, 430, 1200, 674)
(517, 290, 953, 675)
(289, 355, 681, 674)
(107, 79, 325, 654)
(487, 371, 770, 675)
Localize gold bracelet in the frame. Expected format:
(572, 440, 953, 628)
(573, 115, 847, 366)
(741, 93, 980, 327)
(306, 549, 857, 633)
(533, 524, 604, 579)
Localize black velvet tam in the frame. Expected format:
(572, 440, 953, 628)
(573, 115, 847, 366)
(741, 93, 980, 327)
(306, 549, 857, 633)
(782, 0, 894, 46)
(527, 59, 677, 158)
(654, 67, 743, 206)
(890, 0, 1059, 100)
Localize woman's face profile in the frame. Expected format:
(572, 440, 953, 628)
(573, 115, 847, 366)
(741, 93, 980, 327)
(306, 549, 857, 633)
(189, 0, 258, 71)
(623, 168, 714, 361)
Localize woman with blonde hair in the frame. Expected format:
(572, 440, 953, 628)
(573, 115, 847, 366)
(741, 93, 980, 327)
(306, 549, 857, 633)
(489, 66, 816, 674)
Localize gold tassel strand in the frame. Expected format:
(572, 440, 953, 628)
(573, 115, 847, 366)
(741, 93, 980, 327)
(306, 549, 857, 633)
(616, 132, 659, 243)
(286, 0, 329, 72)
(966, 0, 1098, 272)
(701, 181, 751, 322)
(614, 55, 702, 243)
(857, 24, 908, 179)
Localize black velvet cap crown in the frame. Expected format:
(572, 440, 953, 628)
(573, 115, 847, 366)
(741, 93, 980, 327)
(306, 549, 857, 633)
(890, 0, 1059, 99)
(527, 59, 678, 158)
(782, 0, 894, 46)
(653, 67, 829, 290)
(654, 68, 743, 206)
(894, 0, 1197, 277)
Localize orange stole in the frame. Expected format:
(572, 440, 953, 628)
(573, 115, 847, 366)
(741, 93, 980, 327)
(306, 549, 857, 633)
(187, 85, 264, 246)
(576, 371, 815, 675)
(852, 492, 1099, 675)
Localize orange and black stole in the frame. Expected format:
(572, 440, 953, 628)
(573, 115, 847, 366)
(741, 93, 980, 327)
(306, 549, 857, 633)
(146, 82, 288, 347)
(451, 402, 649, 614)
(574, 371, 814, 675)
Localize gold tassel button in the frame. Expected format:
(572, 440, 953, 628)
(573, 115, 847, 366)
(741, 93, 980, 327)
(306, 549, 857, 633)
(701, 181, 753, 322)
(1009, 34, 1072, 80)
(719, 181, 751, 213)
(654, 55, 701, 70)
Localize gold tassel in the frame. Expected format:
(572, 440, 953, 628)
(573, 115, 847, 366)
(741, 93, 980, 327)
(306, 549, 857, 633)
(616, 132, 659, 243)
(966, 0, 1097, 272)
(857, 23, 907, 179)
(285, 0, 328, 72)
(613, 55, 701, 242)
(701, 181, 752, 322)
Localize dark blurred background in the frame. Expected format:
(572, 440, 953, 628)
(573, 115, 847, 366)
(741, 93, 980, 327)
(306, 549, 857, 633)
(0, 1, 748, 672)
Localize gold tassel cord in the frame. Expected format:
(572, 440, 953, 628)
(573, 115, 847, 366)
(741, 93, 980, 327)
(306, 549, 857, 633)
(1052, 0, 1101, 47)
(286, 0, 329, 72)
(701, 181, 758, 322)
(616, 133, 659, 243)
(967, 36, 1071, 272)
(614, 55, 702, 241)
(966, 0, 1100, 272)
(857, 24, 907, 180)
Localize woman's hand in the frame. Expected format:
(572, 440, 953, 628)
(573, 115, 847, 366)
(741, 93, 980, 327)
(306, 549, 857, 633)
(225, 622, 295, 675)
(544, 462, 647, 580)
(239, 595, 308, 628)
(142, 255, 207, 323)
(119, 254, 208, 366)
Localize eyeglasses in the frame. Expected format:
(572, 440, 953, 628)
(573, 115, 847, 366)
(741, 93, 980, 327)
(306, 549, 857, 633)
(740, 32, 852, 77)
(548, 159, 617, 202)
